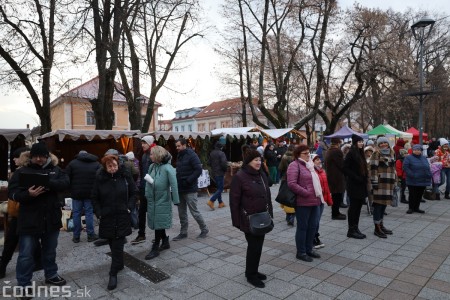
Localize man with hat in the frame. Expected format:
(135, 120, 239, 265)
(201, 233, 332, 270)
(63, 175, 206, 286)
(324, 138, 347, 220)
(8, 142, 70, 290)
(131, 135, 156, 244)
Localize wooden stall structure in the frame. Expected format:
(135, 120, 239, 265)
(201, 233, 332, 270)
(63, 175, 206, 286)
(0, 129, 31, 181)
(37, 129, 141, 169)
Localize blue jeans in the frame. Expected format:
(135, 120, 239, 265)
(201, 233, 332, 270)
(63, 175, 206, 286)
(17, 231, 60, 287)
(72, 199, 95, 237)
(178, 193, 208, 234)
(316, 204, 324, 235)
(295, 206, 320, 255)
(441, 168, 450, 193)
(210, 176, 224, 203)
(372, 203, 386, 224)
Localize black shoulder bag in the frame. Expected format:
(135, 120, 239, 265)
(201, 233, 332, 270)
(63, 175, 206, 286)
(275, 162, 299, 207)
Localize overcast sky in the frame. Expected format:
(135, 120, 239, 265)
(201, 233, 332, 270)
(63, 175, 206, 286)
(0, 0, 448, 129)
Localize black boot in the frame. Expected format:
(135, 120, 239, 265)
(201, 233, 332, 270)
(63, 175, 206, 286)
(160, 236, 170, 251)
(435, 193, 440, 200)
(445, 192, 450, 199)
(380, 222, 393, 235)
(374, 224, 387, 238)
(145, 241, 160, 260)
(355, 227, 367, 238)
(0, 258, 6, 279)
(347, 226, 365, 239)
(107, 274, 117, 290)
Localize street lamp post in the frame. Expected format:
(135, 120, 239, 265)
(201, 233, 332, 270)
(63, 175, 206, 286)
(411, 17, 435, 145)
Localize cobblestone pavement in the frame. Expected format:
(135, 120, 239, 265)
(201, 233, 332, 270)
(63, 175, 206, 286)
(1, 186, 450, 299)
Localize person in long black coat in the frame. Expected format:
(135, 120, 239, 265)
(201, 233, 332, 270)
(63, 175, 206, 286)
(92, 155, 136, 290)
(230, 149, 273, 289)
(343, 134, 368, 239)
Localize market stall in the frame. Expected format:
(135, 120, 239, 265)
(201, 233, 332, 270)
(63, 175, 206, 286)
(259, 128, 306, 143)
(406, 127, 428, 144)
(0, 128, 31, 180)
(38, 129, 141, 168)
(324, 125, 368, 143)
(367, 124, 412, 146)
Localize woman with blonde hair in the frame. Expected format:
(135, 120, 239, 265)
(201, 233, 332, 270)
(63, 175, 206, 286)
(144, 146, 180, 260)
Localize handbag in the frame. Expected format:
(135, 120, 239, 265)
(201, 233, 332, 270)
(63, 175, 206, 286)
(247, 211, 274, 236)
(275, 179, 296, 207)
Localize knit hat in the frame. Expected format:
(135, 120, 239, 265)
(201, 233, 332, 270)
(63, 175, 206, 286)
(351, 134, 363, 145)
(376, 136, 389, 146)
(312, 154, 320, 162)
(439, 138, 449, 146)
(141, 135, 155, 145)
(12, 147, 29, 158)
(429, 156, 439, 163)
(243, 149, 262, 165)
(330, 138, 341, 145)
(104, 148, 119, 156)
(366, 140, 374, 146)
(125, 151, 135, 160)
(364, 146, 374, 153)
(79, 150, 87, 155)
(399, 149, 408, 157)
(412, 144, 422, 151)
(30, 143, 49, 158)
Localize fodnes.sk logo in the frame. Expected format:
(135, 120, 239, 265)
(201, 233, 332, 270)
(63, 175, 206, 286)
(2, 281, 91, 298)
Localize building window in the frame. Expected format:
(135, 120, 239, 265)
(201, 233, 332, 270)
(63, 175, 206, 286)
(198, 123, 205, 131)
(188, 124, 192, 131)
(175, 126, 179, 132)
(208, 122, 216, 130)
(86, 111, 95, 125)
(181, 125, 185, 131)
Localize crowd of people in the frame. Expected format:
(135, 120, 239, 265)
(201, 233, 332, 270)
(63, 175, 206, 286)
(0, 132, 449, 295)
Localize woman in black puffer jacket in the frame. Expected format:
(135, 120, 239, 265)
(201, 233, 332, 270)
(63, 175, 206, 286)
(92, 155, 136, 291)
(230, 149, 273, 289)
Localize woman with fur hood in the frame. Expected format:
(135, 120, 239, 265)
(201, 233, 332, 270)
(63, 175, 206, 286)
(369, 137, 395, 238)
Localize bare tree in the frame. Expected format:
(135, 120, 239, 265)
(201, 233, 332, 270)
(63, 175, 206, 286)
(0, 0, 61, 134)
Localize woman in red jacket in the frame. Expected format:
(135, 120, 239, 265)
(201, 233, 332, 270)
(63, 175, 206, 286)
(396, 149, 408, 203)
(312, 155, 333, 249)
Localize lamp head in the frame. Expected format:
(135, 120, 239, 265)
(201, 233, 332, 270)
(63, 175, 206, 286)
(411, 17, 435, 40)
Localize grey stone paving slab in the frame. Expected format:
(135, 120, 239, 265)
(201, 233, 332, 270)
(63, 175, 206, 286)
(312, 281, 347, 298)
(316, 261, 345, 273)
(271, 269, 300, 282)
(263, 278, 301, 298)
(289, 275, 322, 289)
(432, 271, 450, 283)
(236, 289, 279, 300)
(208, 279, 251, 299)
(188, 291, 226, 300)
(337, 289, 377, 300)
(337, 267, 367, 280)
(359, 272, 393, 287)
(190, 272, 226, 290)
(417, 287, 450, 300)
(284, 288, 333, 300)
(210, 263, 245, 279)
(178, 250, 210, 263)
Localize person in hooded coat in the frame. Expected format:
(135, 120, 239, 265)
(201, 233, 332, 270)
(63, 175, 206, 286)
(144, 146, 180, 260)
(369, 137, 395, 238)
(207, 141, 228, 210)
(403, 145, 432, 214)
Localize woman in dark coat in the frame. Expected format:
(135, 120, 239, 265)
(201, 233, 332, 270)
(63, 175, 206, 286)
(264, 143, 278, 184)
(92, 155, 136, 290)
(230, 149, 273, 289)
(403, 145, 432, 214)
(343, 134, 368, 239)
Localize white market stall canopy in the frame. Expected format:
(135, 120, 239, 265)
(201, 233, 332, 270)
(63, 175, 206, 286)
(260, 128, 306, 139)
(210, 127, 261, 138)
(0, 128, 31, 142)
(144, 131, 211, 140)
(38, 129, 141, 142)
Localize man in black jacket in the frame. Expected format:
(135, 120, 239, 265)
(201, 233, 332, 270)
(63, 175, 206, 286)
(8, 142, 70, 290)
(65, 150, 101, 243)
(173, 138, 209, 240)
(207, 142, 228, 210)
